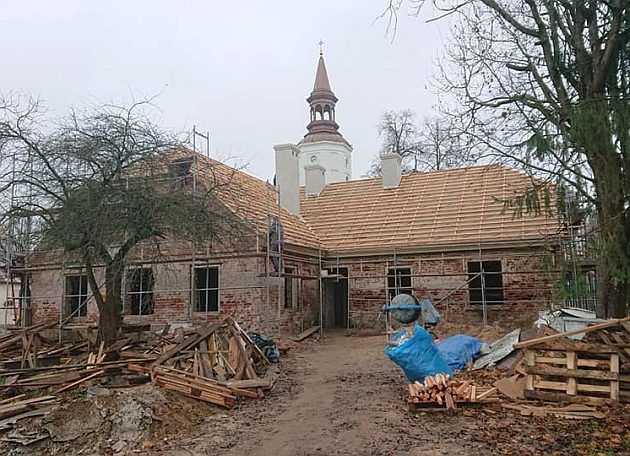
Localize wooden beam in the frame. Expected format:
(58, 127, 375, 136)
(294, 326, 320, 342)
(514, 318, 630, 349)
(153, 322, 222, 365)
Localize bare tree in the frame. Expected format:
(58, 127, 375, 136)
(368, 110, 421, 176)
(368, 110, 475, 175)
(383, 1, 630, 318)
(0, 94, 239, 344)
(417, 116, 477, 171)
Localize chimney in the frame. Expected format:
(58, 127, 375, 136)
(381, 153, 402, 189)
(304, 164, 326, 196)
(274, 144, 300, 215)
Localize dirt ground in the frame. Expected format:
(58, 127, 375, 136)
(3, 330, 629, 455)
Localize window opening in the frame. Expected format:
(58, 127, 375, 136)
(129, 268, 154, 315)
(387, 267, 412, 300)
(65, 274, 88, 317)
(468, 260, 503, 305)
(194, 266, 219, 312)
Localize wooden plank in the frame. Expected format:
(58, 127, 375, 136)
(534, 380, 569, 391)
(525, 350, 535, 391)
(514, 318, 630, 349)
(577, 384, 610, 393)
(229, 326, 257, 380)
(56, 369, 106, 393)
(224, 378, 275, 389)
(229, 318, 270, 365)
(610, 353, 620, 400)
(577, 359, 610, 368)
(566, 351, 577, 395)
(476, 387, 498, 401)
(535, 357, 567, 365)
(0, 404, 30, 420)
(525, 364, 620, 381)
(154, 322, 222, 365)
(523, 389, 612, 405)
(294, 325, 320, 342)
(534, 340, 621, 354)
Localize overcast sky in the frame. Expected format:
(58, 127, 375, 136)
(0, 1, 446, 180)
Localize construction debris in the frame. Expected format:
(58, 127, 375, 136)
(518, 317, 630, 404)
(501, 402, 605, 420)
(294, 325, 320, 342)
(473, 329, 520, 370)
(407, 373, 499, 411)
(0, 317, 276, 410)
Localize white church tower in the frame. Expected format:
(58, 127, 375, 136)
(297, 50, 353, 184)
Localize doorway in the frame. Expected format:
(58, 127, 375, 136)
(323, 267, 348, 328)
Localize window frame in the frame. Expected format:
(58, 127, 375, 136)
(283, 266, 300, 309)
(193, 265, 220, 313)
(127, 267, 155, 315)
(64, 274, 88, 318)
(467, 260, 504, 305)
(386, 267, 413, 300)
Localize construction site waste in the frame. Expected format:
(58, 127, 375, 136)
(385, 323, 452, 382)
(436, 334, 483, 370)
(248, 332, 280, 363)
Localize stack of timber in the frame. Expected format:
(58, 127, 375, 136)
(514, 317, 630, 404)
(141, 317, 276, 408)
(408, 374, 499, 411)
(0, 317, 276, 408)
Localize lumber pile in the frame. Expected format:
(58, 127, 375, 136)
(515, 317, 630, 404)
(407, 374, 499, 411)
(0, 317, 276, 408)
(146, 317, 276, 408)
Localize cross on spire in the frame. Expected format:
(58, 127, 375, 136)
(318, 39, 324, 56)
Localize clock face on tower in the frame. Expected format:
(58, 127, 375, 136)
(310, 155, 318, 163)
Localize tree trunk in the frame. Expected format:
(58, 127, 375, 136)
(96, 262, 123, 346)
(595, 206, 629, 318)
(574, 99, 629, 318)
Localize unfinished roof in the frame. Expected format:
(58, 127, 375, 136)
(300, 165, 559, 253)
(171, 150, 320, 249)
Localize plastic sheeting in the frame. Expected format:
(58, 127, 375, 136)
(436, 334, 483, 371)
(385, 323, 452, 382)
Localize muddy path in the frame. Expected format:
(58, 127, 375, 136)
(162, 331, 492, 456)
(4, 331, 627, 455)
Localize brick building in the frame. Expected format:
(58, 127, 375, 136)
(24, 52, 560, 334)
(25, 148, 559, 334)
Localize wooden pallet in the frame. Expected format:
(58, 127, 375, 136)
(585, 320, 630, 364)
(523, 338, 629, 404)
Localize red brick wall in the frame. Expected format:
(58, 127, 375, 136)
(29, 252, 320, 336)
(341, 249, 556, 330)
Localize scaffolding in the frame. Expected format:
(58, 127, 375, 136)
(0, 140, 599, 336)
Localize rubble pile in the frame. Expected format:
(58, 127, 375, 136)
(388, 315, 630, 414)
(0, 316, 278, 446)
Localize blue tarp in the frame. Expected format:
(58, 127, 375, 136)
(384, 323, 452, 383)
(436, 334, 483, 370)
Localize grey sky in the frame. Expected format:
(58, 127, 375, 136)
(0, 1, 445, 179)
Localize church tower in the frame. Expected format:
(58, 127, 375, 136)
(297, 49, 353, 185)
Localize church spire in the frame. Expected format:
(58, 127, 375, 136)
(302, 49, 347, 144)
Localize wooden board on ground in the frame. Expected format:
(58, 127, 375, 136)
(502, 403, 604, 420)
(294, 326, 320, 342)
(494, 375, 526, 400)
